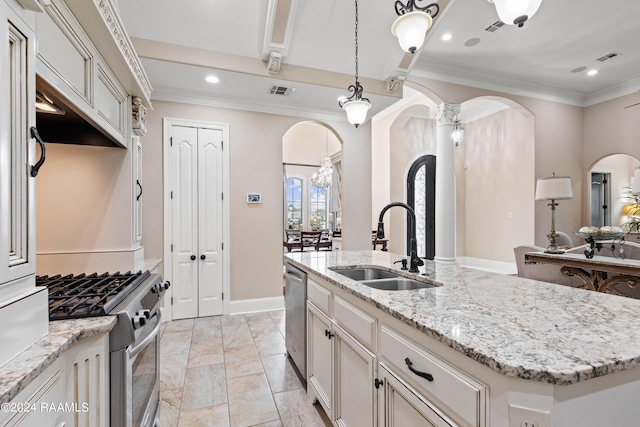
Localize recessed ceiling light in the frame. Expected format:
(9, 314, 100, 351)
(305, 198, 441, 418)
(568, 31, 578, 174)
(464, 38, 481, 47)
(571, 66, 587, 73)
(441, 33, 453, 41)
(205, 75, 220, 84)
(587, 69, 598, 77)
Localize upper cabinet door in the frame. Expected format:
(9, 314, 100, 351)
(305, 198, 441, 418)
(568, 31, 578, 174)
(0, 2, 36, 287)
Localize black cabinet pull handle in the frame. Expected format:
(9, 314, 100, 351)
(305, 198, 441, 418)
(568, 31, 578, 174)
(405, 357, 433, 382)
(136, 179, 143, 201)
(30, 127, 46, 177)
(325, 329, 334, 339)
(190, 255, 196, 261)
(200, 254, 206, 260)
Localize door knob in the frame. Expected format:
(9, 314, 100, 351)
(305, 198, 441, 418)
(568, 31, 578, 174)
(190, 255, 196, 260)
(200, 255, 206, 260)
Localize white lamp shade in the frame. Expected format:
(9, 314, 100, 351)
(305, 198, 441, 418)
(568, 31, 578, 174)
(535, 175, 573, 200)
(342, 100, 371, 127)
(632, 167, 640, 195)
(491, 0, 542, 26)
(391, 11, 433, 54)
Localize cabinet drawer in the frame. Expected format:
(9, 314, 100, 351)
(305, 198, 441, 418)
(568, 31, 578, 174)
(334, 295, 376, 350)
(308, 278, 332, 315)
(380, 325, 485, 427)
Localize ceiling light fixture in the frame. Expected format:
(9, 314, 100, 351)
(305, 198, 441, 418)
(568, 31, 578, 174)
(205, 75, 219, 84)
(339, 0, 371, 128)
(441, 33, 453, 41)
(391, 0, 439, 54)
(587, 69, 599, 76)
(487, 0, 541, 27)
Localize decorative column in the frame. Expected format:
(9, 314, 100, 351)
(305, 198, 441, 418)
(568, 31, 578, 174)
(429, 102, 459, 262)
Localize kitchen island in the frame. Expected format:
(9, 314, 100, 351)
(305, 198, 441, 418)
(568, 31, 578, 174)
(285, 250, 640, 427)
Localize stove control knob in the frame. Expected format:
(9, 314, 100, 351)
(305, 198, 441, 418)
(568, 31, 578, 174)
(162, 281, 171, 290)
(137, 309, 151, 319)
(132, 315, 147, 329)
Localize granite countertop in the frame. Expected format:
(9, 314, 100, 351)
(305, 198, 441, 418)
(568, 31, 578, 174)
(0, 316, 117, 404)
(285, 250, 640, 385)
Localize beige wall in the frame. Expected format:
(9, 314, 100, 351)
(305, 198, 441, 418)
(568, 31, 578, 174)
(461, 107, 535, 261)
(282, 122, 341, 165)
(141, 100, 371, 302)
(407, 78, 584, 249)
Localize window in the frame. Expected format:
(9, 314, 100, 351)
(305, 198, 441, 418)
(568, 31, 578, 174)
(407, 155, 436, 259)
(310, 184, 329, 230)
(286, 177, 303, 229)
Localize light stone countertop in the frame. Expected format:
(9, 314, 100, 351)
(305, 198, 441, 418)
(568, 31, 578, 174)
(0, 316, 116, 403)
(285, 250, 640, 385)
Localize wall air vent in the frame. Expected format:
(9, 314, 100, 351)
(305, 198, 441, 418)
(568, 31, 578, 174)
(485, 21, 505, 32)
(269, 85, 295, 96)
(596, 52, 622, 62)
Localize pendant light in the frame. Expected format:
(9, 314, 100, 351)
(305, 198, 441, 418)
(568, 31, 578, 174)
(339, 0, 371, 128)
(488, 0, 542, 27)
(391, 1, 440, 54)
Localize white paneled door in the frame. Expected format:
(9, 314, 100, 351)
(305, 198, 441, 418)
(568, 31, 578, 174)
(171, 125, 224, 319)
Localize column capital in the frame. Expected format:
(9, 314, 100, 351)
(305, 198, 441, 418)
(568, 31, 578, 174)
(429, 102, 460, 126)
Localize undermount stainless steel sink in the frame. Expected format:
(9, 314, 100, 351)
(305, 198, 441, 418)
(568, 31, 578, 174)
(330, 267, 401, 281)
(360, 278, 435, 291)
(329, 267, 436, 291)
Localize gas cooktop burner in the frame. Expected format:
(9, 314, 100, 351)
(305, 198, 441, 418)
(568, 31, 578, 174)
(37, 270, 151, 320)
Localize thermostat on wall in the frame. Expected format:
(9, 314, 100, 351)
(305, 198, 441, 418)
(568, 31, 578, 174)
(247, 193, 262, 203)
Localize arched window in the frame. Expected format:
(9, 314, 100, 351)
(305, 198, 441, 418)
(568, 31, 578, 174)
(310, 184, 329, 230)
(286, 177, 303, 229)
(407, 155, 436, 259)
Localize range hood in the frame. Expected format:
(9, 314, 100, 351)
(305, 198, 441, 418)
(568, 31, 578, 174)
(35, 76, 123, 148)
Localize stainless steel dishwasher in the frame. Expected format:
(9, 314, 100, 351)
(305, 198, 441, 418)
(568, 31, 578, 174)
(285, 263, 307, 379)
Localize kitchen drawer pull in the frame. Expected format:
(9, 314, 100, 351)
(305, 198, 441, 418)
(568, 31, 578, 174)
(325, 329, 334, 339)
(30, 127, 46, 177)
(136, 179, 143, 200)
(405, 357, 433, 382)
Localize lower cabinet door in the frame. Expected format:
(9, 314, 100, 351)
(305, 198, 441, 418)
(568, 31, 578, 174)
(307, 302, 333, 416)
(334, 325, 376, 427)
(379, 364, 455, 427)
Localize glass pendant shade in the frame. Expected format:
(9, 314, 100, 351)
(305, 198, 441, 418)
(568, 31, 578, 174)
(391, 11, 433, 54)
(342, 99, 371, 128)
(451, 126, 464, 146)
(490, 0, 542, 27)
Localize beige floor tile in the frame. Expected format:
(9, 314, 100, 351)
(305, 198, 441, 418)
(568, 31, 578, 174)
(160, 352, 189, 391)
(224, 345, 264, 378)
(181, 363, 227, 411)
(178, 404, 229, 427)
(188, 337, 224, 367)
(164, 318, 195, 334)
(193, 316, 223, 341)
(222, 324, 255, 349)
(227, 373, 280, 427)
(273, 388, 331, 427)
(254, 329, 286, 357)
(252, 421, 283, 427)
(158, 388, 182, 427)
(261, 354, 303, 394)
(161, 331, 193, 356)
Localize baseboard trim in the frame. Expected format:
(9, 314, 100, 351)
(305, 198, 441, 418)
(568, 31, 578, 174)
(456, 256, 517, 275)
(228, 296, 285, 315)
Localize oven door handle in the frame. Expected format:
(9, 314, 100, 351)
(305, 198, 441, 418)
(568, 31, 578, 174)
(129, 310, 162, 358)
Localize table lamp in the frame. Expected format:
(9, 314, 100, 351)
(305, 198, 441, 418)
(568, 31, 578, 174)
(535, 173, 573, 253)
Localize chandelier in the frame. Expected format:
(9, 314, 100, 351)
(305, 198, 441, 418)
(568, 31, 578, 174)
(391, 0, 440, 54)
(487, 0, 542, 27)
(339, 0, 371, 128)
(311, 156, 333, 188)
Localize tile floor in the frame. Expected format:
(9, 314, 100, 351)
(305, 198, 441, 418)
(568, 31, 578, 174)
(158, 310, 332, 427)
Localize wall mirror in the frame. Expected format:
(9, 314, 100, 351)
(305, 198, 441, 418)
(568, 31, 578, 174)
(589, 154, 640, 228)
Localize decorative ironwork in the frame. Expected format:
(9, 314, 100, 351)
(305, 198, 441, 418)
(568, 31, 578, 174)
(394, 0, 439, 18)
(338, 81, 369, 107)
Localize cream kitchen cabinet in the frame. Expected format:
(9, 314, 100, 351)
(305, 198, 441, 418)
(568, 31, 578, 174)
(35, 0, 128, 147)
(0, 0, 37, 288)
(307, 278, 378, 427)
(133, 135, 143, 244)
(304, 271, 486, 427)
(0, 357, 66, 427)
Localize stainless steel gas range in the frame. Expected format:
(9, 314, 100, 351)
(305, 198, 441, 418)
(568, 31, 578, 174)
(38, 270, 170, 427)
